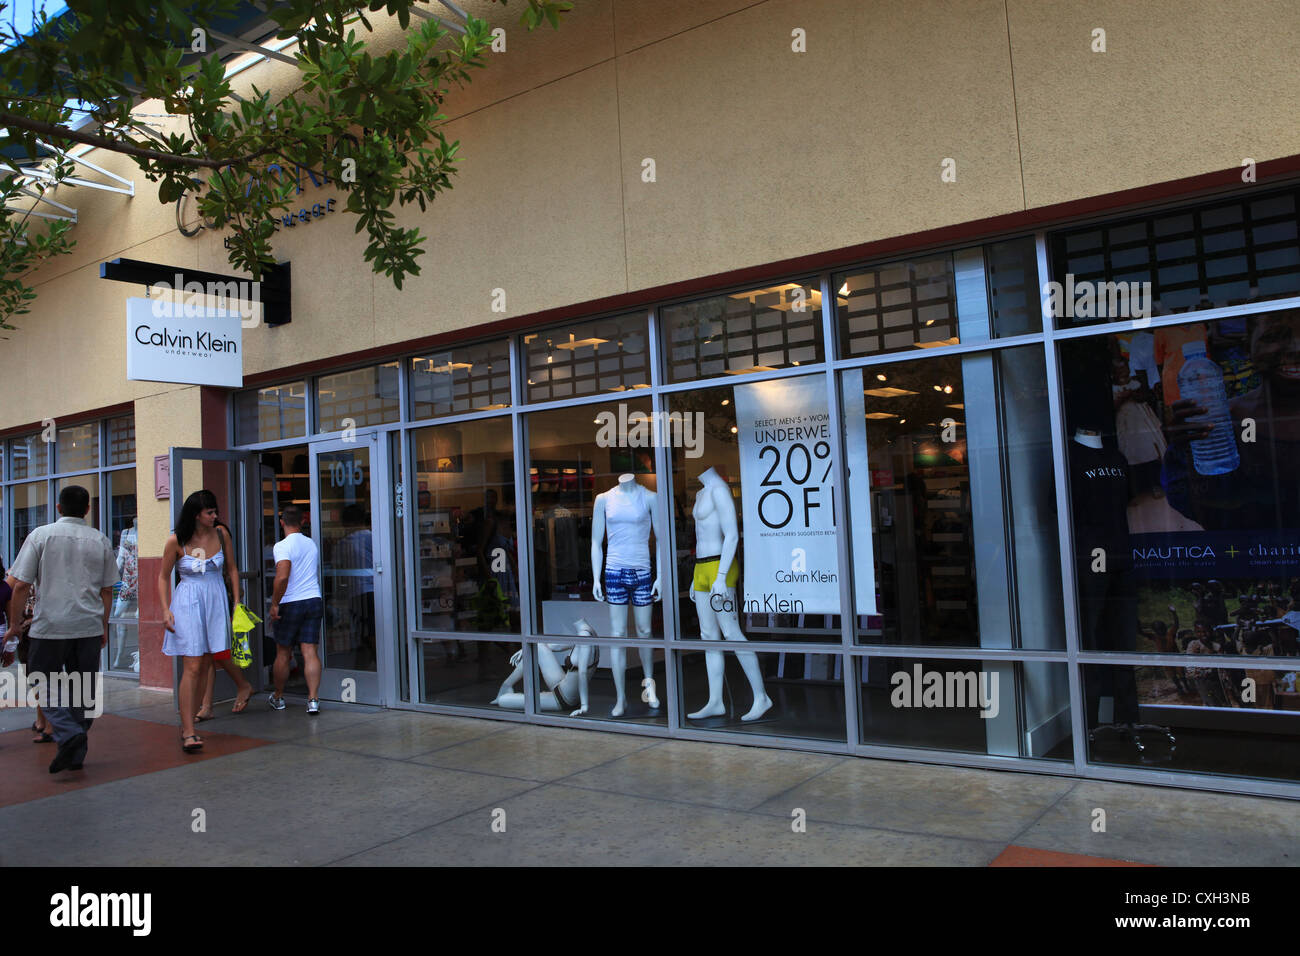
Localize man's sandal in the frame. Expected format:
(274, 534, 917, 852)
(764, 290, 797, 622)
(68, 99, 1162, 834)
(181, 734, 204, 753)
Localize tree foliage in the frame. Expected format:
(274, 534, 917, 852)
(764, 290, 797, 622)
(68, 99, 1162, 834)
(0, 0, 572, 329)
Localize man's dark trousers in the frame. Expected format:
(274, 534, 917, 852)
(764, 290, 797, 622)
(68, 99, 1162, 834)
(27, 636, 101, 761)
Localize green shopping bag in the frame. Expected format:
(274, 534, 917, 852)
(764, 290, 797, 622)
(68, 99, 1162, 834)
(231, 603, 262, 669)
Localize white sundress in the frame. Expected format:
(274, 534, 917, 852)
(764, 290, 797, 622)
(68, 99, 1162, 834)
(163, 550, 231, 657)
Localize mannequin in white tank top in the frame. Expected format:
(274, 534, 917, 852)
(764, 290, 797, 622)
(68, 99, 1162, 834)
(591, 474, 661, 717)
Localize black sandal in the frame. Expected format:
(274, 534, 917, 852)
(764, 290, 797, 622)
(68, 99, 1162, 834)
(181, 734, 204, 753)
(32, 731, 54, 744)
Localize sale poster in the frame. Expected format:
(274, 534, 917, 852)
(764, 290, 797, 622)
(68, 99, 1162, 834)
(734, 376, 875, 615)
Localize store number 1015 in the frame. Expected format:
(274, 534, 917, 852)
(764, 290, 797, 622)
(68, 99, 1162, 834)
(329, 459, 365, 488)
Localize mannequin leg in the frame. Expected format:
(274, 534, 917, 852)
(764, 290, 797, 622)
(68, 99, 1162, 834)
(687, 591, 727, 719)
(607, 602, 630, 716)
(715, 587, 771, 721)
(633, 603, 659, 709)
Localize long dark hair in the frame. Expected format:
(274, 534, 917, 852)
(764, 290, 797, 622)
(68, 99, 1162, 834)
(176, 489, 219, 548)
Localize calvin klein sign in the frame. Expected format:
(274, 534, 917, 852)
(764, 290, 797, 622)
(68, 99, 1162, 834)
(125, 297, 243, 388)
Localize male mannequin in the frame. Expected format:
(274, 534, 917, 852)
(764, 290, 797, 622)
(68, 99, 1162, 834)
(591, 474, 661, 717)
(1069, 426, 1139, 726)
(492, 619, 598, 715)
(687, 467, 771, 721)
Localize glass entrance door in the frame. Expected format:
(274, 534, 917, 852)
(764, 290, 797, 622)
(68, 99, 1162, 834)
(309, 436, 390, 704)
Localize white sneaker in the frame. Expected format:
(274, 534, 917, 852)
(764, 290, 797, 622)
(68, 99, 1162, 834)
(306, 698, 320, 715)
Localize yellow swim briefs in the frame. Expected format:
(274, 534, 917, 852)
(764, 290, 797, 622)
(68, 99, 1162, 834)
(693, 555, 738, 592)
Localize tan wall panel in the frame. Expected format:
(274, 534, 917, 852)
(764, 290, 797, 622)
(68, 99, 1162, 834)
(617, 0, 1024, 292)
(612, 0, 758, 54)
(371, 60, 627, 343)
(1009, 0, 1300, 207)
(440, 0, 615, 121)
(0, 233, 196, 428)
(134, 388, 202, 558)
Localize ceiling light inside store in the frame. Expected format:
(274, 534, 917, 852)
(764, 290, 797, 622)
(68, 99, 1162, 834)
(721, 399, 730, 406)
(730, 426, 738, 433)
(555, 336, 609, 350)
(838, 282, 850, 296)
(725, 366, 779, 375)
(863, 387, 916, 398)
(876, 373, 887, 381)
(946, 403, 964, 410)
(864, 412, 898, 419)
(428, 361, 472, 373)
(943, 385, 953, 394)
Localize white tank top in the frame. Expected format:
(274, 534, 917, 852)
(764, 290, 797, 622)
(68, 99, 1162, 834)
(604, 486, 652, 570)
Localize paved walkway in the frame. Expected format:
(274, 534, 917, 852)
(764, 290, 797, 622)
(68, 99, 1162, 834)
(0, 676, 1294, 866)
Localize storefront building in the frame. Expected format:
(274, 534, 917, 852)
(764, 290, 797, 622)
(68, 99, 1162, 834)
(2, 0, 1298, 797)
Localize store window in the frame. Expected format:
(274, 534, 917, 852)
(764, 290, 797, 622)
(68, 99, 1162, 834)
(524, 398, 665, 725)
(316, 362, 400, 432)
(234, 381, 307, 444)
(108, 469, 139, 673)
(839, 346, 1062, 649)
(9, 434, 47, 479)
(677, 647, 846, 741)
(835, 253, 957, 358)
(411, 339, 511, 420)
(985, 237, 1042, 337)
(55, 475, 99, 530)
(523, 313, 649, 402)
(661, 280, 824, 383)
(107, 415, 135, 465)
(56, 423, 98, 474)
(410, 416, 519, 634)
(12, 481, 47, 554)
(858, 657, 1071, 758)
(1060, 307, 1300, 776)
(666, 374, 843, 645)
(1051, 187, 1300, 326)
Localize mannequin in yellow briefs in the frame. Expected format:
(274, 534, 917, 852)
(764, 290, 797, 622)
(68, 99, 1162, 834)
(687, 467, 771, 721)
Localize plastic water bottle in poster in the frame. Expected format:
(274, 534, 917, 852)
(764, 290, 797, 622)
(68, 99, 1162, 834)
(734, 376, 874, 615)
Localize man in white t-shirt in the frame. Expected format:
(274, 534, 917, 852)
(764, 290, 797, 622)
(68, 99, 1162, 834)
(268, 505, 324, 713)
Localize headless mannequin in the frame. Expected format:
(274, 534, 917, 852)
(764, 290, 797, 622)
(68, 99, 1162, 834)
(492, 619, 598, 715)
(1069, 426, 1162, 747)
(687, 467, 771, 721)
(591, 474, 661, 717)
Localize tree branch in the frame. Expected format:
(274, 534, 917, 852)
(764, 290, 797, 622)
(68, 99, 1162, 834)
(0, 111, 278, 169)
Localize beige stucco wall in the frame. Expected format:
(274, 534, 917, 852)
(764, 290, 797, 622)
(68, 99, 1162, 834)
(2, 0, 1297, 449)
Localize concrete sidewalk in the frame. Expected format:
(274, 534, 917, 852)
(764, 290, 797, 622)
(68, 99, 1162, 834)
(0, 676, 1294, 866)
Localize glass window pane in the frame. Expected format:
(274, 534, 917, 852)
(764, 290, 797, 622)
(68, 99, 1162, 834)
(107, 468, 139, 672)
(56, 423, 99, 473)
(986, 236, 1041, 337)
(523, 313, 648, 402)
(678, 648, 845, 740)
(411, 339, 511, 419)
(667, 375, 842, 643)
(12, 481, 49, 554)
(1049, 186, 1300, 327)
(316, 362, 400, 433)
(55, 475, 100, 530)
(10, 434, 47, 479)
(532, 639, 667, 726)
(234, 382, 307, 444)
(412, 417, 519, 633)
(107, 415, 136, 465)
(419, 638, 518, 709)
(841, 347, 1062, 649)
(1060, 309, 1300, 667)
(1084, 663, 1297, 781)
(662, 280, 825, 383)
(835, 253, 958, 358)
(526, 399, 664, 641)
(858, 657, 1072, 758)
